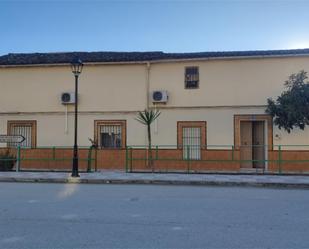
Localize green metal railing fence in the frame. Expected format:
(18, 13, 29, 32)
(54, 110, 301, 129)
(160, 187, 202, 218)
(125, 144, 309, 174)
(1, 144, 309, 174)
(0, 146, 97, 172)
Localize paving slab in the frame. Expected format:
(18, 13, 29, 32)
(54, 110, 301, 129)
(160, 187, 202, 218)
(0, 171, 309, 188)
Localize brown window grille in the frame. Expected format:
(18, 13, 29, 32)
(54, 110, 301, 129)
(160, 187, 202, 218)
(185, 66, 199, 89)
(100, 125, 122, 148)
(7, 120, 37, 148)
(94, 120, 126, 149)
(177, 121, 207, 160)
(182, 127, 201, 160)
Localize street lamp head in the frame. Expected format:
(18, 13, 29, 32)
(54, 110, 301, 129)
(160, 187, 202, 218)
(71, 58, 83, 76)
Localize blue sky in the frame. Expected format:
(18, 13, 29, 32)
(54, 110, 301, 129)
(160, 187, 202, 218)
(1, 0, 309, 55)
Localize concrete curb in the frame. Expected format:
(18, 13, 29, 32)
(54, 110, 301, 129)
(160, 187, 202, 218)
(1, 176, 309, 189)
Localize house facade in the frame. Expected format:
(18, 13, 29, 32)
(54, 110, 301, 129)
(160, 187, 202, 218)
(0, 49, 309, 172)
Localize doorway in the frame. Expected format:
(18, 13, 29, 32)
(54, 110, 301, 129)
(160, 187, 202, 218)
(240, 121, 265, 168)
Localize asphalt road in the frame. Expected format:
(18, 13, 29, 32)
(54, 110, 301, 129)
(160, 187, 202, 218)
(0, 183, 308, 249)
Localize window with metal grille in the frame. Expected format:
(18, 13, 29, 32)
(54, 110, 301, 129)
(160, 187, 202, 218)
(99, 125, 122, 148)
(182, 127, 201, 160)
(185, 66, 199, 89)
(94, 120, 126, 149)
(7, 121, 36, 148)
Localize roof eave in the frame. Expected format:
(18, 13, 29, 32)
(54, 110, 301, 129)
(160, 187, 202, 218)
(0, 53, 308, 68)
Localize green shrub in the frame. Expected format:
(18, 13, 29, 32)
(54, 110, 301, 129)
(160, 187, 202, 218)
(0, 149, 16, 171)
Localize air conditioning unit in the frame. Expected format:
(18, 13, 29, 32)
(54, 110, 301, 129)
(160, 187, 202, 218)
(61, 92, 75, 104)
(152, 90, 168, 103)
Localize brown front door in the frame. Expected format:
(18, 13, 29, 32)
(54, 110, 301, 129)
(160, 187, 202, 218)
(240, 121, 265, 168)
(252, 121, 265, 168)
(240, 121, 253, 168)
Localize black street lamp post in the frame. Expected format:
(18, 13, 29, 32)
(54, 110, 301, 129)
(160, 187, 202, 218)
(71, 58, 83, 177)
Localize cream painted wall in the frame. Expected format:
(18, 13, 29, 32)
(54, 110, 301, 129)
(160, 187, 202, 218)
(1, 107, 308, 147)
(151, 108, 242, 147)
(273, 126, 309, 149)
(1, 56, 309, 114)
(0, 64, 147, 112)
(149, 57, 309, 107)
(0, 113, 147, 147)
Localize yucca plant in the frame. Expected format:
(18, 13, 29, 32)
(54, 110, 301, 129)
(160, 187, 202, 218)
(136, 109, 161, 170)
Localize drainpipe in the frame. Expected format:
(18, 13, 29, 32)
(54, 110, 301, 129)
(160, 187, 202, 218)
(146, 62, 151, 109)
(64, 105, 68, 134)
(154, 103, 158, 134)
(146, 62, 158, 134)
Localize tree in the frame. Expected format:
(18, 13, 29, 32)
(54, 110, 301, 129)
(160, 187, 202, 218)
(266, 70, 309, 133)
(135, 109, 161, 170)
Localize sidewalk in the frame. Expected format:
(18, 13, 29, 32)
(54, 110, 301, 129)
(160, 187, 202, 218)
(0, 171, 309, 188)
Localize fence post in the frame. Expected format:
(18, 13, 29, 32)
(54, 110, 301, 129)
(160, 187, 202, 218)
(130, 147, 133, 172)
(156, 146, 158, 160)
(87, 146, 92, 173)
(52, 146, 56, 160)
(94, 147, 98, 172)
(278, 145, 282, 174)
(16, 146, 21, 172)
(125, 146, 128, 173)
(187, 146, 190, 173)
